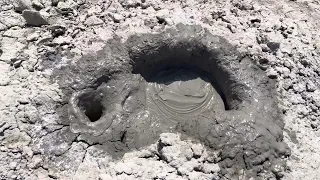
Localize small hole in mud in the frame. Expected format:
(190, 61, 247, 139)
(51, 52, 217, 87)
(78, 92, 104, 122)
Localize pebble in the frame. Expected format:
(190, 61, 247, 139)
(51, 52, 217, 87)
(23, 146, 33, 157)
(202, 163, 220, 173)
(266, 68, 278, 79)
(0, 11, 26, 28)
(306, 81, 316, 92)
(311, 122, 318, 129)
(293, 83, 306, 93)
(27, 32, 40, 41)
(191, 144, 204, 158)
(14, 0, 32, 12)
(29, 155, 42, 169)
(50, 24, 66, 37)
(112, 13, 124, 23)
(0, 37, 26, 63)
(290, 94, 305, 104)
(84, 15, 104, 26)
(22, 10, 49, 26)
(9, 162, 18, 170)
(52, 36, 72, 45)
(57, 0, 77, 14)
(267, 42, 280, 51)
(31, 0, 44, 10)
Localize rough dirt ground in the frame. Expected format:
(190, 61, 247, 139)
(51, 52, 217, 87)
(0, 0, 320, 179)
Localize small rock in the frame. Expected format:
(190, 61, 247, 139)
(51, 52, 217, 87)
(141, 2, 151, 9)
(283, 59, 294, 69)
(233, 0, 254, 10)
(267, 42, 280, 51)
(23, 146, 33, 157)
(3, 27, 27, 38)
(3, 130, 31, 149)
(156, 9, 170, 24)
(282, 78, 292, 90)
(202, 163, 220, 174)
(260, 44, 270, 52)
(293, 83, 306, 93)
(75, 0, 85, 5)
(51, 0, 60, 6)
(57, 0, 77, 14)
(84, 15, 103, 26)
(306, 81, 316, 92)
(52, 36, 72, 45)
(35, 32, 53, 45)
(296, 104, 309, 116)
(71, 28, 80, 38)
(290, 94, 305, 104)
(22, 10, 49, 26)
(312, 91, 320, 107)
(137, 149, 153, 158)
(0, 37, 26, 63)
(191, 144, 203, 158)
(266, 68, 278, 79)
(112, 13, 124, 23)
(11, 59, 22, 68)
(41, 0, 52, 7)
(9, 162, 18, 170)
(114, 162, 132, 175)
(18, 97, 29, 104)
(93, 27, 113, 41)
(0, 11, 26, 28)
(0, 23, 7, 31)
(159, 133, 179, 146)
(32, 0, 44, 10)
(30, 155, 42, 169)
(14, 0, 32, 12)
(119, 0, 140, 8)
(50, 24, 66, 37)
(87, 5, 102, 15)
(311, 122, 318, 129)
(27, 31, 40, 41)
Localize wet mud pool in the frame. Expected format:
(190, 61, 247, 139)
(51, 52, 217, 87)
(48, 24, 290, 179)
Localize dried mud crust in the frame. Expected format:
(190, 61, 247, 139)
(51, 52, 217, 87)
(48, 24, 290, 179)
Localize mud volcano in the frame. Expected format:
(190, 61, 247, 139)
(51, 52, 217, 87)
(50, 24, 290, 179)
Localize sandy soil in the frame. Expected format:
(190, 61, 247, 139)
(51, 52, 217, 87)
(0, 0, 319, 179)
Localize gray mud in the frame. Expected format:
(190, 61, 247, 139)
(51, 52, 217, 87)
(50, 24, 290, 179)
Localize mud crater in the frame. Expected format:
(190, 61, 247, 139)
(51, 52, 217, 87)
(49, 24, 290, 179)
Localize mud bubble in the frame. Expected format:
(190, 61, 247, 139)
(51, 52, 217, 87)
(48, 24, 290, 179)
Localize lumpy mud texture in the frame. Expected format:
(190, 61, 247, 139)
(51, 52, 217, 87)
(51, 24, 290, 179)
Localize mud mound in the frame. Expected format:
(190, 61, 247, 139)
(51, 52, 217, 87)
(47, 24, 290, 179)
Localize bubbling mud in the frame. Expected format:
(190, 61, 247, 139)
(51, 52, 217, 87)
(146, 69, 224, 122)
(49, 24, 290, 179)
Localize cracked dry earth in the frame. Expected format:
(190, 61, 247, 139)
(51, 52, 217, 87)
(0, 0, 320, 179)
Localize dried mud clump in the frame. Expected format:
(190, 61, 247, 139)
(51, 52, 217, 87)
(50, 24, 290, 179)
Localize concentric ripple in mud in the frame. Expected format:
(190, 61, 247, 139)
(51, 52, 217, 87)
(146, 69, 224, 122)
